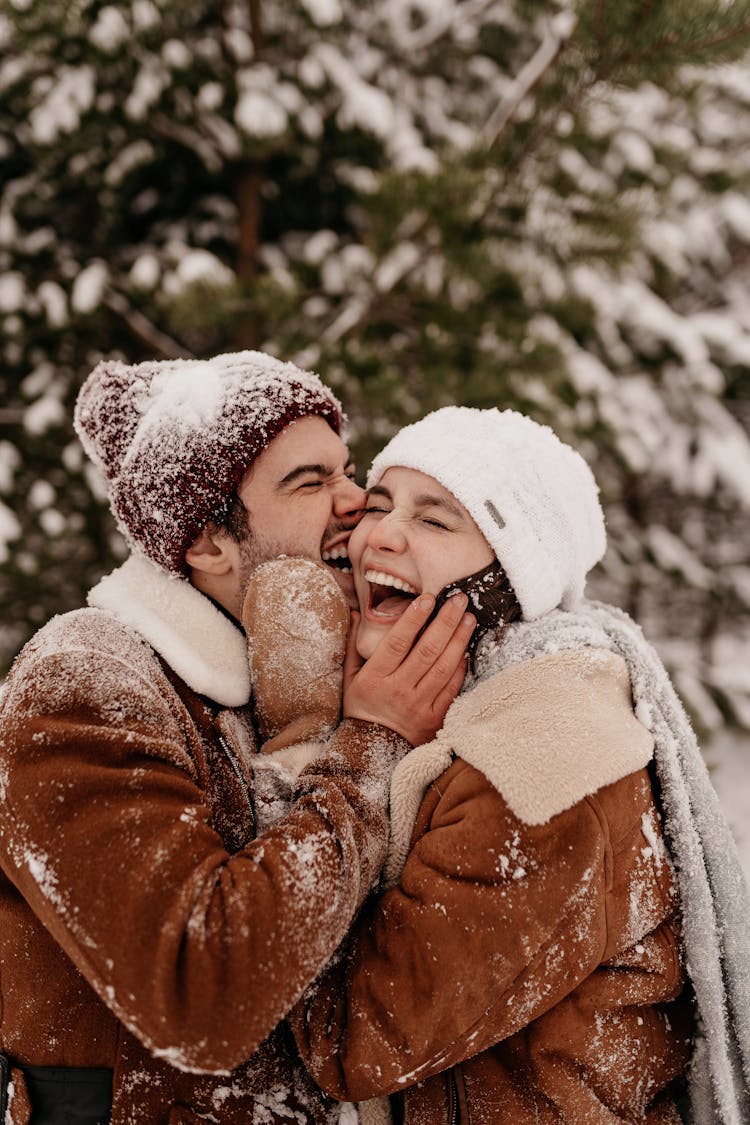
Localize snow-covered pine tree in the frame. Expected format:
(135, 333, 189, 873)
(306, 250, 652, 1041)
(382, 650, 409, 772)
(1, 0, 749, 733)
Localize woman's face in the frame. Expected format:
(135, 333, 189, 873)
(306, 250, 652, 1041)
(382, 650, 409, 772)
(349, 466, 494, 660)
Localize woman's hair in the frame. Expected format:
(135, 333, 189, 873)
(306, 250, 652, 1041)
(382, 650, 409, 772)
(432, 559, 522, 671)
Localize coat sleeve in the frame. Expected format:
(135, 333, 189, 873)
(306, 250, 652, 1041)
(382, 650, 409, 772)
(0, 631, 406, 1074)
(290, 757, 611, 1100)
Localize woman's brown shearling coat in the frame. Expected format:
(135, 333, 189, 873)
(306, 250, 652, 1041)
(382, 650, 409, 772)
(0, 606, 403, 1124)
(293, 650, 693, 1123)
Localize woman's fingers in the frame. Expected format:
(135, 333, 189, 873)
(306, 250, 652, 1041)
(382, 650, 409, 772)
(413, 609, 475, 699)
(428, 651, 471, 732)
(397, 594, 472, 688)
(342, 593, 475, 745)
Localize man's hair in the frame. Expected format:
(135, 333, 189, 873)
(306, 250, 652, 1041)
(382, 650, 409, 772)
(215, 492, 252, 544)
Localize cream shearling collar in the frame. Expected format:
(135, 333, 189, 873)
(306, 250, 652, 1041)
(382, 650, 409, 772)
(383, 648, 653, 889)
(438, 649, 653, 825)
(87, 554, 251, 707)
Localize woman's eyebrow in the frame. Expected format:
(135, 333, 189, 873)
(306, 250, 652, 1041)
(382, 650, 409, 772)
(367, 484, 465, 520)
(367, 484, 392, 501)
(413, 492, 465, 520)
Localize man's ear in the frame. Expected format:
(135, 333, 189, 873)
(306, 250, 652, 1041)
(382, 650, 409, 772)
(184, 526, 234, 576)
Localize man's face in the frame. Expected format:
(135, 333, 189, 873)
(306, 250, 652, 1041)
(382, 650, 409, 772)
(231, 416, 365, 613)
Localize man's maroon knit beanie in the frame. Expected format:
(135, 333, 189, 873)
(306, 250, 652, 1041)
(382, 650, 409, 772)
(74, 350, 343, 573)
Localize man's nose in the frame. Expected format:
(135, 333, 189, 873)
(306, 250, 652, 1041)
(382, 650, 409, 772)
(333, 477, 367, 521)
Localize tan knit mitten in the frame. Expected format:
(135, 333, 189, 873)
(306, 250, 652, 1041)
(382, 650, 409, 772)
(241, 557, 349, 756)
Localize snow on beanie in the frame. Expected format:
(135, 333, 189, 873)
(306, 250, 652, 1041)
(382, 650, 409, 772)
(74, 350, 343, 574)
(367, 406, 606, 620)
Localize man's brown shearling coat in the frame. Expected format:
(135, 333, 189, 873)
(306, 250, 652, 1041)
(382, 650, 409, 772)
(0, 595, 403, 1124)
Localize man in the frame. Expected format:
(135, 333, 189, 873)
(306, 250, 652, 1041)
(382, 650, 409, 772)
(0, 351, 474, 1124)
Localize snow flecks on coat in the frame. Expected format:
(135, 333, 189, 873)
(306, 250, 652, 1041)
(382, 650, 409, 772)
(641, 806, 669, 873)
(232, 1081, 312, 1123)
(493, 831, 535, 883)
(0, 590, 405, 1122)
(23, 847, 59, 904)
(472, 602, 750, 1124)
(291, 622, 693, 1124)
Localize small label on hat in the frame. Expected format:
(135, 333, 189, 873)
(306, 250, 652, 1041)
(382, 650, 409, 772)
(484, 499, 506, 529)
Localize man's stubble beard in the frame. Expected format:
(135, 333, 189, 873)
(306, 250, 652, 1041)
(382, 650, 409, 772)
(235, 515, 354, 614)
(235, 525, 323, 613)
(236, 526, 280, 607)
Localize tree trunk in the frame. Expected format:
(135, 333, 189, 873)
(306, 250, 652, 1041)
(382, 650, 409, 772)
(232, 0, 265, 350)
(233, 162, 264, 349)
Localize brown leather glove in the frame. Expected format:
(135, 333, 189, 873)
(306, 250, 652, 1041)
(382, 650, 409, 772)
(241, 557, 349, 754)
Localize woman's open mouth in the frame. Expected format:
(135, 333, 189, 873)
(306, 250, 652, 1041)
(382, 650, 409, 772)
(364, 569, 419, 619)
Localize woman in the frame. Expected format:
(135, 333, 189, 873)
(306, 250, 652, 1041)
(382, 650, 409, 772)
(283, 406, 750, 1124)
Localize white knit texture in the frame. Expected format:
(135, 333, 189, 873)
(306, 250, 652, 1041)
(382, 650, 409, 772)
(368, 407, 606, 619)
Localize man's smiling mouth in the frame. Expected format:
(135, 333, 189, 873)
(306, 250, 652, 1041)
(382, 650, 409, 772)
(365, 569, 419, 618)
(322, 543, 352, 575)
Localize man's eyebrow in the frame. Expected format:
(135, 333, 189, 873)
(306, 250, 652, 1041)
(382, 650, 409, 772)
(278, 458, 357, 488)
(277, 463, 332, 488)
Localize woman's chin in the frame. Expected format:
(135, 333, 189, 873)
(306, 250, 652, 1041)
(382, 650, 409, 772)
(355, 620, 391, 662)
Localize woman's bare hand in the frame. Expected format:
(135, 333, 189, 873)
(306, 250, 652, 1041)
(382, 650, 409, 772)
(343, 593, 475, 746)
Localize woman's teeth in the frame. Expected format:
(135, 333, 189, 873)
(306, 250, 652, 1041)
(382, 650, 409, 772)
(364, 569, 418, 595)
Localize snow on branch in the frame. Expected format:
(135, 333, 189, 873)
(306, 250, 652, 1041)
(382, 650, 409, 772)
(480, 11, 577, 150)
(103, 292, 193, 359)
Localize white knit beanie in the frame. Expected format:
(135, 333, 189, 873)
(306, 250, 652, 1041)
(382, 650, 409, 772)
(367, 406, 606, 620)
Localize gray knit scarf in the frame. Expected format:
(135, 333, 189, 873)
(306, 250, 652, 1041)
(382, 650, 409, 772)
(467, 600, 750, 1125)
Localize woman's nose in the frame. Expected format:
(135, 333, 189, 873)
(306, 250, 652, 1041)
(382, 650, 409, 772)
(367, 512, 405, 552)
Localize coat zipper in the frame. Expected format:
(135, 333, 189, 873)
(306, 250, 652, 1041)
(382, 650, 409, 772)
(446, 1066, 471, 1125)
(218, 733, 255, 820)
(447, 1069, 460, 1125)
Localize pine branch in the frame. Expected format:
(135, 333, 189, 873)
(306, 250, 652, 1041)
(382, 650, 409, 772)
(402, 0, 498, 53)
(316, 13, 580, 350)
(151, 115, 223, 173)
(470, 62, 598, 232)
(480, 11, 576, 151)
(650, 19, 750, 60)
(591, 5, 750, 79)
(248, 0, 264, 53)
(320, 296, 372, 346)
(103, 292, 193, 359)
(297, 4, 750, 360)
(594, 0, 608, 47)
